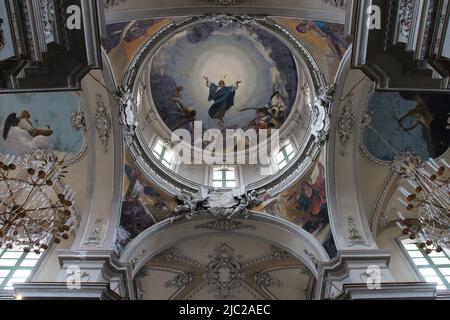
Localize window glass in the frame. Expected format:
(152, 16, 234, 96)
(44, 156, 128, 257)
(275, 143, 296, 170)
(401, 239, 450, 290)
(0, 248, 42, 290)
(212, 167, 237, 189)
(153, 140, 174, 168)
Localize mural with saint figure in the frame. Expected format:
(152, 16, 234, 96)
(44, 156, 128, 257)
(251, 152, 337, 258)
(0, 92, 84, 159)
(363, 92, 450, 161)
(150, 21, 299, 134)
(275, 18, 352, 83)
(116, 153, 336, 258)
(115, 153, 178, 253)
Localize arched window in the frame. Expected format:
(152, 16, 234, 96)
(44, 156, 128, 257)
(212, 166, 237, 189)
(153, 139, 174, 169)
(275, 142, 296, 170)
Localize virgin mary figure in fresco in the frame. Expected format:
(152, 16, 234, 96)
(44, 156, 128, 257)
(203, 76, 242, 125)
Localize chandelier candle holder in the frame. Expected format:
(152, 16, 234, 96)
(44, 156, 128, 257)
(393, 152, 450, 254)
(0, 151, 75, 254)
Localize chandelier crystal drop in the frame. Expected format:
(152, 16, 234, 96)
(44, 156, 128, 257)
(0, 150, 76, 254)
(393, 152, 450, 253)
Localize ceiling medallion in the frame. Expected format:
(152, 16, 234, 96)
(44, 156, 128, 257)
(202, 244, 246, 299)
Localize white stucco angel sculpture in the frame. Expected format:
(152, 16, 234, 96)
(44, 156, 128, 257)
(116, 85, 138, 135)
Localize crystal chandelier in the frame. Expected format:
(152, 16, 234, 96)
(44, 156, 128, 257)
(393, 152, 450, 253)
(0, 150, 75, 254)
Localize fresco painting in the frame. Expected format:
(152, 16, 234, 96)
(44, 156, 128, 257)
(251, 152, 336, 258)
(363, 92, 450, 161)
(116, 153, 178, 253)
(103, 18, 175, 81)
(275, 18, 352, 82)
(0, 92, 83, 158)
(149, 21, 298, 133)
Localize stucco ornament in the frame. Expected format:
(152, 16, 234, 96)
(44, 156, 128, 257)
(311, 84, 334, 143)
(392, 151, 423, 179)
(171, 188, 260, 222)
(117, 86, 138, 138)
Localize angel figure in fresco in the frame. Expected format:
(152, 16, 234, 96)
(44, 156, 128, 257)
(170, 85, 197, 131)
(203, 76, 242, 126)
(295, 162, 329, 234)
(3, 110, 53, 140)
(244, 91, 288, 130)
(392, 94, 449, 158)
(392, 96, 434, 133)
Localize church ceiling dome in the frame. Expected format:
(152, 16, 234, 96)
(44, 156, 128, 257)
(149, 21, 299, 133)
(122, 16, 329, 194)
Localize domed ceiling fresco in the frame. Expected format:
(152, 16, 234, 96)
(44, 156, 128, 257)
(149, 21, 298, 133)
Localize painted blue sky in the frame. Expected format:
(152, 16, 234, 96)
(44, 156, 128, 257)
(0, 92, 83, 157)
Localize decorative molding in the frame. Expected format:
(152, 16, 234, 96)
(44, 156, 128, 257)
(359, 143, 393, 167)
(209, 0, 245, 5)
(398, 0, 414, 41)
(292, 109, 306, 129)
(131, 249, 147, 269)
(72, 111, 86, 132)
(39, 0, 56, 42)
(254, 272, 281, 288)
(171, 189, 260, 222)
(83, 218, 106, 247)
(155, 247, 176, 261)
(103, 0, 127, 9)
(391, 151, 423, 179)
(304, 249, 319, 269)
(311, 84, 334, 143)
(322, 0, 347, 10)
(94, 95, 112, 153)
(164, 272, 193, 290)
(369, 172, 399, 234)
(347, 217, 369, 247)
(338, 96, 355, 156)
(132, 240, 315, 300)
(0, 17, 5, 51)
(194, 219, 256, 232)
(270, 245, 294, 260)
(117, 86, 138, 141)
(202, 244, 246, 299)
(361, 110, 374, 130)
(145, 110, 157, 125)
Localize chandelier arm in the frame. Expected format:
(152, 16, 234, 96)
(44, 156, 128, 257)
(18, 165, 61, 212)
(0, 170, 17, 206)
(19, 223, 37, 245)
(24, 204, 66, 213)
(416, 200, 448, 211)
(0, 199, 13, 209)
